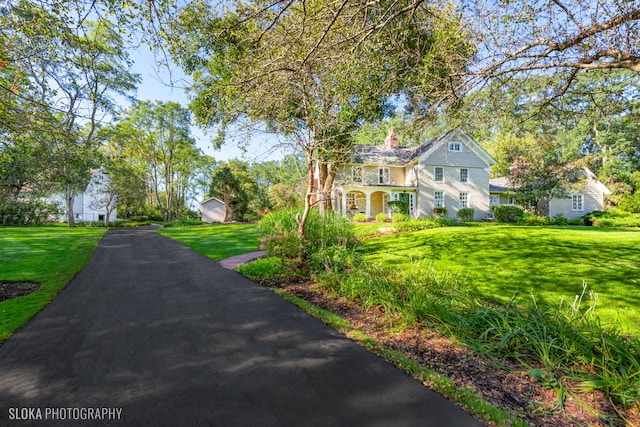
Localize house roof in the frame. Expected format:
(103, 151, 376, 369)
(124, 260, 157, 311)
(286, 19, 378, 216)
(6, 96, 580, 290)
(489, 176, 513, 193)
(350, 128, 497, 168)
(351, 133, 445, 166)
(201, 196, 225, 206)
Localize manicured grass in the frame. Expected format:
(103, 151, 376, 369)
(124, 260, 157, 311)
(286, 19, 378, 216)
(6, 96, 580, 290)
(158, 223, 261, 260)
(359, 225, 640, 333)
(0, 226, 107, 341)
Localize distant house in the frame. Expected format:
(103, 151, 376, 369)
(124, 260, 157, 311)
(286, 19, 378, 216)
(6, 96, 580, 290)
(201, 197, 226, 223)
(490, 167, 611, 219)
(53, 169, 118, 224)
(333, 128, 497, 221)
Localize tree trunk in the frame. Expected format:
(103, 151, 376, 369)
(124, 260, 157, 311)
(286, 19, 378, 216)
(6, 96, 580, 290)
(296, 154, 315, 239)
(65, 188, 76, 228)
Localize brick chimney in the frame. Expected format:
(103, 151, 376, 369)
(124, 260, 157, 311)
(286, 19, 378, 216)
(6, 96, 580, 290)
(384, 128, 399, 149)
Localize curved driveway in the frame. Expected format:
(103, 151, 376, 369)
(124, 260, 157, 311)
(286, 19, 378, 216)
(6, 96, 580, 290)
(0, 227, 484, 426)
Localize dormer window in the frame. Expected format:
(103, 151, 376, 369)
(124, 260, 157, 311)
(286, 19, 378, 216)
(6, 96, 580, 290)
(449, 142, 462, 152)
(351, 166, 363, 183)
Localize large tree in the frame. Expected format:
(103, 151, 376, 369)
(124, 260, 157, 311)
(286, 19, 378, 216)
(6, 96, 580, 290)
(1, 1, 138, 226)
(164, 0, 473, 237)
(453, 0, 640, 108)
(110, 101, 203, 221)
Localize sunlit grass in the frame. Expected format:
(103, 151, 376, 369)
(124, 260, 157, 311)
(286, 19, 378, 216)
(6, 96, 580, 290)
(0, 226, 107, 341)
(359, 225, 640, 333)
(158, 223, 261, 260)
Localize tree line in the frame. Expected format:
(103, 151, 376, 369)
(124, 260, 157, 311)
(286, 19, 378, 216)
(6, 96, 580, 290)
(2, 0, 639, 227)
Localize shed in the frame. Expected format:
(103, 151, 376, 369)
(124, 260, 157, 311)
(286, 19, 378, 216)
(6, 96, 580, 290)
(201, 197, 226, 223)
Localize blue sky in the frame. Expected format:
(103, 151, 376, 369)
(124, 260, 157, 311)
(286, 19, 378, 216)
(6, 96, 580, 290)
(130, 48, 289, 163)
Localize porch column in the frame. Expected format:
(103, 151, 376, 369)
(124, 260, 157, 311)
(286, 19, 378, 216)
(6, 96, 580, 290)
(341, 190, 347, 216)
(365, 191, 372, 219)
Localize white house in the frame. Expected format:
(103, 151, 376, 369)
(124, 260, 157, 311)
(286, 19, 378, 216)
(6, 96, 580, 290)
(490, 167, 611, 219)
(333, 128, 497, 221)
(53, 169, 118, 224)
(201, 196, 226, 223)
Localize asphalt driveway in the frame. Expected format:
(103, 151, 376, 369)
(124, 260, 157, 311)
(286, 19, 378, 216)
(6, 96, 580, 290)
(0, 227, 484, 426)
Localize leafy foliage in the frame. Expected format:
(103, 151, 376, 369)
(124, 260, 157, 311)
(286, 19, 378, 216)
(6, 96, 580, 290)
(491, 204, 524, 223)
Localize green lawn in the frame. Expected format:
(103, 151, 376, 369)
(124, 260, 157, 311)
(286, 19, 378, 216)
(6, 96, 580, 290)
(360, 225, 640, 333)
(158, 223, 261, 260)
(0, 226, 107, 341)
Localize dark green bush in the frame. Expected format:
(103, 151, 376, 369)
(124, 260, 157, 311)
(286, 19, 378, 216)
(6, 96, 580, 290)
(457, 207, 475, 222)
(492, 204, 524, 223)
(585, 210, 640, 227)
(551, 214, 569, 226)
(0, 199, 60, 226)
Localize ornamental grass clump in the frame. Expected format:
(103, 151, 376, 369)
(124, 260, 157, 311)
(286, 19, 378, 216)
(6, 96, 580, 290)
(318, 260, 640, 413)
(258, 208, 359, 271)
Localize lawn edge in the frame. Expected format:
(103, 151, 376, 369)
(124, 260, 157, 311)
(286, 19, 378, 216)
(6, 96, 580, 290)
(272, 288, 528, 427)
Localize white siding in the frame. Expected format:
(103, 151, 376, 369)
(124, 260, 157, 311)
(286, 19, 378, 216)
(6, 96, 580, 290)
(201, 198, 226, 223)
(549, 178, 606, 219)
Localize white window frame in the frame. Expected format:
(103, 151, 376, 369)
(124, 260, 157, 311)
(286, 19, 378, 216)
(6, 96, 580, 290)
(459, 168, 469, 183)
(449, 142, 462, 152)
(394, 192, 415, 217)
(572, 194, 584, 211)
(434, 191, 444, 208)
(434, 166, 444, 183)
(351, 166, 363, 183)
(378, 167, 390, 185)
(346, 192, 358, 210)
(382, 193, 390, 214)
(459, 192, 469, 209)
(490, 195, 500, 206)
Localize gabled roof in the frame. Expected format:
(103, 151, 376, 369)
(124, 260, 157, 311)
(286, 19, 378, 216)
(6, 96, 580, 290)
(489, 176, 513, 193)
(351, 133, 446, 166)
(350, 128, 496, 167)
(201, 196, 225, 206)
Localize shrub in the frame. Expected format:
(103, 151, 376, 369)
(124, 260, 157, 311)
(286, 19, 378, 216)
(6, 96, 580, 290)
(433, 207, 448, 217)
(568, 218, 584, 226)
(392, 212, 409, 223)
(492, 204, 523, 223)
(258, 208, 358, 270)
(586, 210, 640, 227)
(162, 219, 206, 227)
(457, 207, 475, 222)
(551, 214, 569, 226)
(352, 213, 368, 223)
(0, 199, 60, 226)
(394, 217, 454, 232)
(375, 213, 389, 223)
(517, 212, 548, 226)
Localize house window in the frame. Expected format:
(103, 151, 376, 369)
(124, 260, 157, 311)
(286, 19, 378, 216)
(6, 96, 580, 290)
(351, 166, 363, 183)
(382, 193, 390, 214)
(434, 167, 444, 183)
(508, 197, 518, 205)
(490, 195, 500, 206)
(378, 167, 390, 185)
(449, 142, 461, 152)
(98, 214, 105, 222)
(459, 192, 469, 209)
(434, 191, 444, 208)
(572, 194, 584, 211)
(459, 168, 468, 183)
(346, 192, 358, 210)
